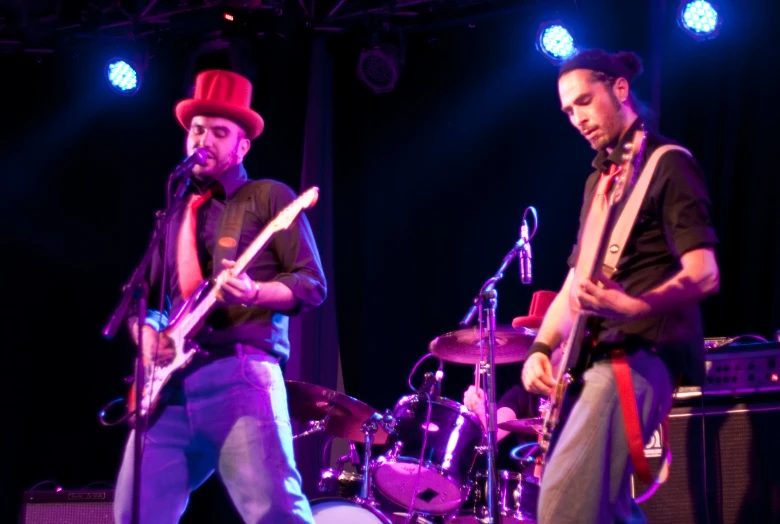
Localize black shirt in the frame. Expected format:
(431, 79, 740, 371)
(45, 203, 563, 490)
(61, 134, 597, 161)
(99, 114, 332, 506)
(567, 118, 718, 385)
(498, 384, 541, 421)
(145, 163, 327, 363)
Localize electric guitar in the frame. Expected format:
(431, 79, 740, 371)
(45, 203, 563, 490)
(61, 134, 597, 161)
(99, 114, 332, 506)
(538, 128, 647, 466)
(126, 185, 320, 423)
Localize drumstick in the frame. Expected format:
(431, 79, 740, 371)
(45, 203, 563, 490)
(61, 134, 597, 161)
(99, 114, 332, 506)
(474, 363, 480, 391)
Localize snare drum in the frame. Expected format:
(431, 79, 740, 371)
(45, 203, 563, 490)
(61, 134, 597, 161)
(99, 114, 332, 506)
(449, 470, 539, 523)
(373, 394, 484, 515)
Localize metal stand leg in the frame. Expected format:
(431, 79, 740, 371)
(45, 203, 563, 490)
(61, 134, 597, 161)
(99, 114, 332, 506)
(359, 413, 381, 502)
(482, 291, 501, 524)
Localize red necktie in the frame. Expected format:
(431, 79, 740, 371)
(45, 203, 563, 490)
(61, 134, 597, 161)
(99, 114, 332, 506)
(575, 163, 620, 281)
(177, 189, 212, 299)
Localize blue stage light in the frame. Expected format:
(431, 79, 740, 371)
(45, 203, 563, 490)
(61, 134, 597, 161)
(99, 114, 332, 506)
(536, 22, 577, 64)
(678, 1, 722, 40)
(106, 58, 141, 95)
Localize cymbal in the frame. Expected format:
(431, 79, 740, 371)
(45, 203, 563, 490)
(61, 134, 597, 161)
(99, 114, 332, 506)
(498, 417, 544, 436)
(428, 325, 536, 365)
(285, 380, 388, 445)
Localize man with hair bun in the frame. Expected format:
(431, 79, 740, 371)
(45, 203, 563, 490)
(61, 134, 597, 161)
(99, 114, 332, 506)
(521, 48, 720, 523)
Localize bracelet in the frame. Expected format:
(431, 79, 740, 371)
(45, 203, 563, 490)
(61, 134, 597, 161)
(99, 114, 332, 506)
(527, 341, 553, 358)
(248, 280, 260, 305)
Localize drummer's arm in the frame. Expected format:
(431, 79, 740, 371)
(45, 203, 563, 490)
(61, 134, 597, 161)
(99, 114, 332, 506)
(532, 268, 575, 351)
(474, 407, 517, 443)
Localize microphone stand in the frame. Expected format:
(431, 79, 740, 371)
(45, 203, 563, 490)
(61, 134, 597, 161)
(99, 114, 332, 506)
(102, 175, 191, 524)
(460, 234, 530, 524)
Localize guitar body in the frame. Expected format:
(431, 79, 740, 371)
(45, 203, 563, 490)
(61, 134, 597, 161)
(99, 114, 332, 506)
(124, 186, 320, 424)
(125, 282, 207, 425)
(538, 129, 647, 468)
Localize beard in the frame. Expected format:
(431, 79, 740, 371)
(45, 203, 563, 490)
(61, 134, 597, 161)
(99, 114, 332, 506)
(192, 142, 241, 180)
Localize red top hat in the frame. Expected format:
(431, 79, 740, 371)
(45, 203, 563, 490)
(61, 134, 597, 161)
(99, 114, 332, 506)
(175, 70, 265, 139)
(512, 290, 557, 331)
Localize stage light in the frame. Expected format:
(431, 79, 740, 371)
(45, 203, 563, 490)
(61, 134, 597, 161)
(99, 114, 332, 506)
(357, 43, 401, 94)
(105, 58, 141, 95)
(536, 21, 577, 65)
(678, 0, 722, 40)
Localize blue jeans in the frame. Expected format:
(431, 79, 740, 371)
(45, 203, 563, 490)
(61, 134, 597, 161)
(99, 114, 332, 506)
(538, 350, 674, 524)
(113, 353, 315, 524)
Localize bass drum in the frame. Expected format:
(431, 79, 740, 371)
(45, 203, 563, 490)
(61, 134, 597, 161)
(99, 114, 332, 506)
(311, 498, 392, 524)
(311, 497, 440, 524)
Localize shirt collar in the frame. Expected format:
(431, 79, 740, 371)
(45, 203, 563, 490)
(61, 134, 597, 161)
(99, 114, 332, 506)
(591, 117, 644, 173)
(190, 163, 248, 200)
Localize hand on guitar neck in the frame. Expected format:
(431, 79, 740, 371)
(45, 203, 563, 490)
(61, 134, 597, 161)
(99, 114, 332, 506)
(131, 323, 176, 367)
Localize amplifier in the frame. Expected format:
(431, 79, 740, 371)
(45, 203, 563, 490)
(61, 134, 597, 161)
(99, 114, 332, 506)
(21, 490, 114, 524)
(633, 394, 780, 524)
(704, 342, 780, 395)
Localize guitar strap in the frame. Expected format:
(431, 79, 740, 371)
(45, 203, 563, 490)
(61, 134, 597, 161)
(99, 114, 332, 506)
(212, 182, 255, 272)
(601, 145, 690, 496)
(602, 145, 690, 277)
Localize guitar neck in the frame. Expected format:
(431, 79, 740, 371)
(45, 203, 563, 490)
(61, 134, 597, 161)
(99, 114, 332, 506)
(558, 196, 623, 373)
(173, 215, 280, 340)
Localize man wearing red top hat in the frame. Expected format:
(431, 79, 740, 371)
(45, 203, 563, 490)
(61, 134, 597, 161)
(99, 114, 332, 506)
(113, 69, 326, 523)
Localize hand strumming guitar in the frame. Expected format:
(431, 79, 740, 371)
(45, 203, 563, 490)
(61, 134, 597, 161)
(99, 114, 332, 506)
(522, 353, 555, 396)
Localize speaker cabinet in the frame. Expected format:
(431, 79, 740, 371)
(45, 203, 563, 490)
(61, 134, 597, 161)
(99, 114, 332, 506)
(633, 395, 780, 524)
(21, 490, 114, 524)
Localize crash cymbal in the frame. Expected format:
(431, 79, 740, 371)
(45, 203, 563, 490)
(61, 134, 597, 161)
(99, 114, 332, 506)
(498, 417, 544, 436)
(428, 325, 536, 365)
(285, 380, 388, 445)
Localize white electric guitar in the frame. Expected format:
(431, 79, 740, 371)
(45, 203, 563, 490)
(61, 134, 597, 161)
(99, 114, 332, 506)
(127, 185, 320, 422)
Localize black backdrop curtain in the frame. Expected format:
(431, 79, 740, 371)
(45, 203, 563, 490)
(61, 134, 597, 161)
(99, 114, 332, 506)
(2, 0, 780, 522)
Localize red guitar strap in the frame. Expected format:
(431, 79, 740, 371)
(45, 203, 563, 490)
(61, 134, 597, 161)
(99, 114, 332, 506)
(611, 349, 671, 497)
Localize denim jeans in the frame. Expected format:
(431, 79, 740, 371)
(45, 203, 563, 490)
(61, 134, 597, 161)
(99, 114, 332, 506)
(537, 350, 674, 524)
(113, 353, 315, 524)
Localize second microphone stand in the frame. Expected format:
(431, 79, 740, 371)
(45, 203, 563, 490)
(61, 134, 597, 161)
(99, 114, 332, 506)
(459, 225, 533, 524)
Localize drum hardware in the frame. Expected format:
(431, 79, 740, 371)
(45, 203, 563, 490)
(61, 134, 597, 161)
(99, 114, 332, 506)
(496, 418, 543, 436)
(373, 394, 484, 516)
(294, 409, 333, 440)
(449, 470, 539, 523)
(360, 411, 388, 501)
(285, 380, 389, 445)
(429, 326, 535, 366)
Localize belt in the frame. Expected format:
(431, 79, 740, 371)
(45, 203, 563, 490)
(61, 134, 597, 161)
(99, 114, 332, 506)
(200, 343, 280, 364)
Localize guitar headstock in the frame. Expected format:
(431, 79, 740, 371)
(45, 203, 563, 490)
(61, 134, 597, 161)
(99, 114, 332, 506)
(270, 186, 320, 232)
(298, 186, 320, 210)
(609, 127, 647, 205)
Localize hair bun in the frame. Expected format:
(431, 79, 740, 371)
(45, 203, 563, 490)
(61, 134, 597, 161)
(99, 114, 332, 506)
(614, 51, 643, 81)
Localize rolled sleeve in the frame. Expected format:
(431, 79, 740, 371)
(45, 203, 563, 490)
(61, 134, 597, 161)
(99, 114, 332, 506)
(656, 150, 718, 257)
(267, 184, 327, 314)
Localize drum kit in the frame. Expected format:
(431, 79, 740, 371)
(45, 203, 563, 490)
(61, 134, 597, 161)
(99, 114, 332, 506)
(287, 324, 545, 524)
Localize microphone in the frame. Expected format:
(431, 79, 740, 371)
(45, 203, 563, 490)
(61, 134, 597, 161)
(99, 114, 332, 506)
(170, 148, 208, 180)
(433, 369, 444, 397)
(418, 372, 437, 395)
(519, 220, 532, 285)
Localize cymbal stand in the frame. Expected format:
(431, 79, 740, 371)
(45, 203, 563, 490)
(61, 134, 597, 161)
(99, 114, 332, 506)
(460, 230, 532, 524)
(358, 412, 384, 501)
